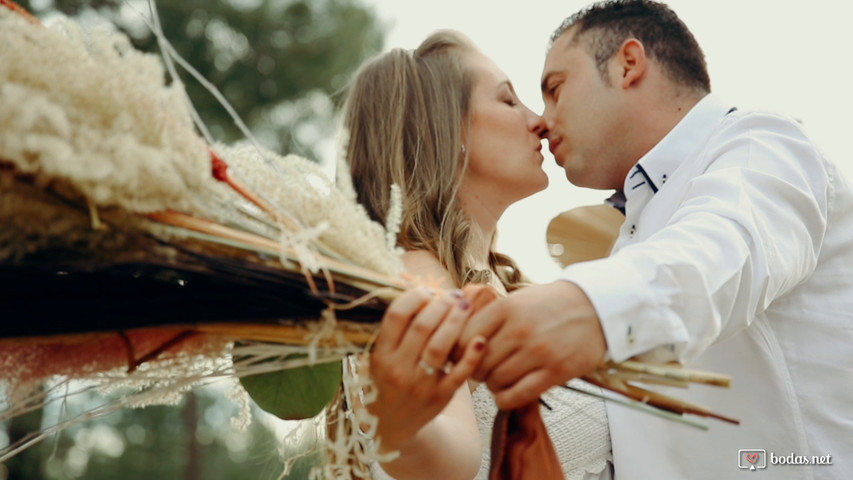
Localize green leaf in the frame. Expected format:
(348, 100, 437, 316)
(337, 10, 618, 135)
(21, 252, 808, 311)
(240, 357, 342, 420)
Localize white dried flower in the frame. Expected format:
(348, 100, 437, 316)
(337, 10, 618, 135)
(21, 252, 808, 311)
(334, 129, 357, 202)
(385, 184, 403, 254)
(0, 10, 211, 214)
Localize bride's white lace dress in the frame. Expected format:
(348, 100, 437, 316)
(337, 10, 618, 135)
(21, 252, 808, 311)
(371, 379, 613, 480)
(471, 380, 612, 480)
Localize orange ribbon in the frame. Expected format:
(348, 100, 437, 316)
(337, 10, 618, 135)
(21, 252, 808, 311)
(1, 0, 41, 24)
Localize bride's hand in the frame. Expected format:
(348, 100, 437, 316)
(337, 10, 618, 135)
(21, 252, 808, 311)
(367, 287, 486, 453)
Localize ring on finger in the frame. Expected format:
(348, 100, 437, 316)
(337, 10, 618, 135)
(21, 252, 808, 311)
(418, 359, 437, 376)
(441, 361, 453, 375)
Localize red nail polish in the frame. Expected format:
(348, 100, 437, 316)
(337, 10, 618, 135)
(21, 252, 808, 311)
(459, 300, 471, 310)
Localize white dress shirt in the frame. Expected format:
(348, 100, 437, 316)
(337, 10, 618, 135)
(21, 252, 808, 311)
(561, 94, 853, 479)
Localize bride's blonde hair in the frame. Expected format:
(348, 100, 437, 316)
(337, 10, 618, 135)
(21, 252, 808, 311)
(343, 30, 526, 290)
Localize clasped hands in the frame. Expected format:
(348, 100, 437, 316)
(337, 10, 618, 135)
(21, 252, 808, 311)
(368, 281, 607, 452)
(460, 280, 607, 409)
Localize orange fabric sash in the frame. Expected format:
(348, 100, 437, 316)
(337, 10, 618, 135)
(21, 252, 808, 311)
(489, 402, 564, 479)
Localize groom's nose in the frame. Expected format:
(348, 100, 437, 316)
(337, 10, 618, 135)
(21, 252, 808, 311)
(540, 108, 556, 135)
(539, 117, 554, 141)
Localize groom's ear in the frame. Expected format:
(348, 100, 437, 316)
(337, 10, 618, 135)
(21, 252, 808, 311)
(616, 38, 646, 89)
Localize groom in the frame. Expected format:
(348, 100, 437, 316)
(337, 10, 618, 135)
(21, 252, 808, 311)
(461, 1, 853, 478)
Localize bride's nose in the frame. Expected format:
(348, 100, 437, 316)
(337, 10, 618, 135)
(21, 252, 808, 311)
(528, 111, 547, 138)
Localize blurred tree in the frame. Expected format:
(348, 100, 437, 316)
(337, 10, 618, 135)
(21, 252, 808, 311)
(3, 404, 47, 480)
(16, 0, 386, 160)
(2, 386, 319, 480)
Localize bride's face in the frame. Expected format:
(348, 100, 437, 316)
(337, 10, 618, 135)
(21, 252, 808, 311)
(461, 50, 548, 216)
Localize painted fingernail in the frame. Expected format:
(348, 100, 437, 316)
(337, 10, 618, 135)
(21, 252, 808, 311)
(473, 336, 486, 351)
(449, 289, 464, 299)
(459, 299, 471, 310)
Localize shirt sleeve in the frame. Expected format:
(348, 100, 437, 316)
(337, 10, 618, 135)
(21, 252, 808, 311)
(561, 112, 830, 364)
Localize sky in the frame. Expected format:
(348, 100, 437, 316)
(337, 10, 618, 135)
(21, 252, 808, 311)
(360, 0, 853, 282)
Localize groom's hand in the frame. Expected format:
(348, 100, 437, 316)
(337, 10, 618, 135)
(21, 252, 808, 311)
(459, 280, 608, 410)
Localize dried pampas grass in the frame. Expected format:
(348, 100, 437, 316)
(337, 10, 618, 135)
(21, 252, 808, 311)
(0, 3, 405, 474)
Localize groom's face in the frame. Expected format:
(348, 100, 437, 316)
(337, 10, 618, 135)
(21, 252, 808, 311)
(540, 29, 631, 191)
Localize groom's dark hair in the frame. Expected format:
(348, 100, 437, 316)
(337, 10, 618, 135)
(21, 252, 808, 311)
(551, 0, 711, 93)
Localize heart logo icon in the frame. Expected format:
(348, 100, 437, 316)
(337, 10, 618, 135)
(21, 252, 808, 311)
(745, 453, 758, 464)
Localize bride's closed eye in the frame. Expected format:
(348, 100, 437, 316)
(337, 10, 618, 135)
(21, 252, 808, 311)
(501, 86, 519, 107)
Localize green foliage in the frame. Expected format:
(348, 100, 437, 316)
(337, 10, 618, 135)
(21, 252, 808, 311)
(3, 405, 47, 479)
(3, 388, 292, 480)
(17, 0, 386, 159)
(240, 358, 342, 420)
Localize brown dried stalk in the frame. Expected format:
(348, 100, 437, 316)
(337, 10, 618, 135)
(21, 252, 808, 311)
(145, 209, 405, 295)
(581, 362, 739, 426)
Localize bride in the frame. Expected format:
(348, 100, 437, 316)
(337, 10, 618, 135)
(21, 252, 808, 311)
(341, 29, 613, 480)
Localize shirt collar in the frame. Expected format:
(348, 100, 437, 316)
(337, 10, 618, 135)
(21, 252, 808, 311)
(623, 93, 734, 200)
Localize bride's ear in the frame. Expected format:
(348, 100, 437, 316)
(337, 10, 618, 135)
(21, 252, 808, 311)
(458, 137, 470, 170)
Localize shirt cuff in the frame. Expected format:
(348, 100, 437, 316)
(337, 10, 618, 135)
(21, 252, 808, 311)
(559, 256, 687, 363)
